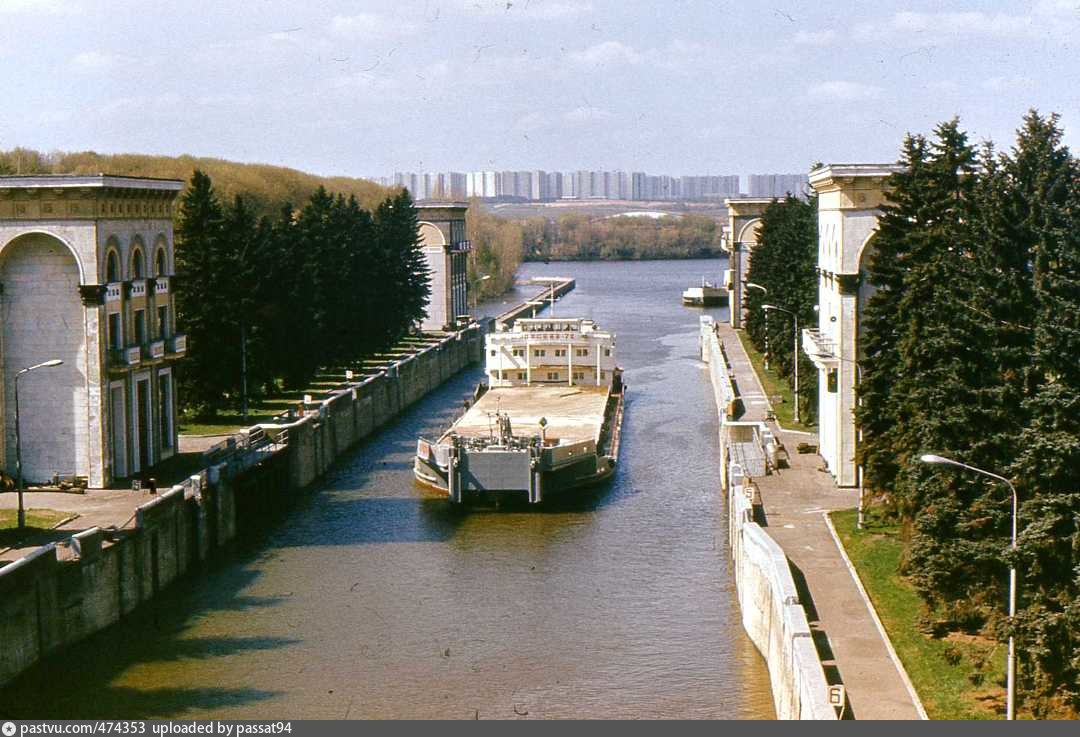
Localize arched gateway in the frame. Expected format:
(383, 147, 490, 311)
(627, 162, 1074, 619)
(0, 175, 185, 488)
(803, 164, 901, 488)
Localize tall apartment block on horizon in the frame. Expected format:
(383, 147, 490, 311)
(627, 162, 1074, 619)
(380, 169, 805, 203)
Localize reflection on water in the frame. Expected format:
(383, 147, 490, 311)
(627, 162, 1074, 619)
(0, 259, 774, 719)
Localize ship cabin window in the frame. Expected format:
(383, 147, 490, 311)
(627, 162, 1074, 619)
(512, 348, 524, 357)
(573, 371, 585, 381)
(517, 372, 526, 380)
(604, 348, 612, 357)
(546, 372, 558, 381)
(534, 349, 546, 357)
(554, 349, 566, 357)
(575, 348, 588, 357)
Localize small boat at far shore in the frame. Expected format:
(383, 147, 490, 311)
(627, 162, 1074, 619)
(682, 277, 728, 307)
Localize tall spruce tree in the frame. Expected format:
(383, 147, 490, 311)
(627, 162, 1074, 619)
(856, 134, 932, 492)
(175, 170, 232, 414)
(742, 194, 819, 423)
(1009, 114, 1080, 714)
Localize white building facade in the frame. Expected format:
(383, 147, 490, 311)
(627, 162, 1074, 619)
(0, 175, 187, 488)
(485, 318, 617, 388)
(802, 164, 900, 488)
(416, 202, 471, 332)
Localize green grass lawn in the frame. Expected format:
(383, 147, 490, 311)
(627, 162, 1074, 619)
(831, 508, 1008, 720)
(733, 328, 816, 433)
(0, 508, 76, 549)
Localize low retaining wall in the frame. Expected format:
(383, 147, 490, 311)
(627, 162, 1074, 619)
(700, 316, 836, 720)
(0, 325, 484, 687)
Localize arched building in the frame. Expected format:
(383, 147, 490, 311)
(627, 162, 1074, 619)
(0, 175, 185, 488)
(415, 201, 471, 332)
(722, 197, 772, 328)
(802, 164, 901, 487)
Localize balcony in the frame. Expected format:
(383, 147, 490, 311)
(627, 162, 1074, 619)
(105, 282, 123, 304)
(452, 239, 472, 252)
(154, 275, 170, 295)
(169, 334, 187, 356)
(148, 339, 166, 360)
(803, 328, 839, 370)
(109, 345, 142, 369)
(129, 279, 148, 299)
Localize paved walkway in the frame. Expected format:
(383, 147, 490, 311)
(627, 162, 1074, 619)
(717, 323, 923, 720)
(0, 434, 231, 564)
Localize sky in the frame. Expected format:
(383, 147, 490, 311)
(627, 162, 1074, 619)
(1, 0, 1078, 177)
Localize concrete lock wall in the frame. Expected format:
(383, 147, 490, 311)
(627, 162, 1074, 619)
(0, 325, 483, 687)
(700, 316, 836, 721)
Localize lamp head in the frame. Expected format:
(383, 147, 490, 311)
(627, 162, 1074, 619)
(920, 454, 949, 465)
(761, 304, 775, 311)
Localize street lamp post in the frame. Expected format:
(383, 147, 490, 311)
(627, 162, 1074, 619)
(920, 453, 1018, 720)
(471, 274, 491, 313)
(746, 282, 768, 368)
(13, 359, 64, 529)
(762, 303, 799, 424)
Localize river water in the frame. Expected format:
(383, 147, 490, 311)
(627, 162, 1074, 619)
(1, 258, 774, 719)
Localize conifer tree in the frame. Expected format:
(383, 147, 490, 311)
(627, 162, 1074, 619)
(175, 170, 232, 414)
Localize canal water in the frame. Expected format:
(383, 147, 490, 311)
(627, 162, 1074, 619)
(1, 258, 774, 719)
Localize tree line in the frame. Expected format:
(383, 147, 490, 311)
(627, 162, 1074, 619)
(0, 147, 387, 220)
(461, 210, 725, 265)
(742, 195, 820, 425)
(857, 112, 1079, 716)
(176, 171, 429, 416)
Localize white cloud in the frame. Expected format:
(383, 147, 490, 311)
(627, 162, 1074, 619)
(793, 29, 836, 46)
(0, 0, 78, 14)
(467, 1, 593, 20)
(513, 112, 550, 132)
(71, 50, 130, 72)
(854, 10, 1036, 42)
(562, 106, 613, 124)
(568, 40, 640, 66)
(808, 80, 883, 101)
(982, 75, 1036, 92)
(331, 12, 415, 40)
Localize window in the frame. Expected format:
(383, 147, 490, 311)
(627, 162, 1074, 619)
(134, 309, 147, 344)
(573, 371, 585, 381)
(546, 372, 558, 381)
(517, 372, 526, 380)
(554, 349, 567, 357)
(490, 349, 496, 356)
(131, 248, 145, 279)
(512, 348, 524, 357)
(106, 250, 120, 283)
(600, 371, 606, 380)
(108, 313, 122, 350)
(155, 248, 167, 277)
(157, 306, 169, 338)
(534, 349, 546, 357)
(604, 348, 612, 357)
(576, 348, 588, 357)
(159, 372, 174, 450)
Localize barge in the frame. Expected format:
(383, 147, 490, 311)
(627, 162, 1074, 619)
(415, 317, 624, 504)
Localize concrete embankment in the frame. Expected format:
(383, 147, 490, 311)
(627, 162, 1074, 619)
(494, 277, 575, 329)
(700, 315, 837, 720)
(0, 325, 483, 688)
